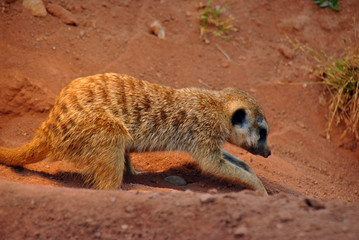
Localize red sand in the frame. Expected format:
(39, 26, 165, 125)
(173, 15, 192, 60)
(0, 0, 358, 239)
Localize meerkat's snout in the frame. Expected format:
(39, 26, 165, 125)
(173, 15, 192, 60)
(229, 108, 271, 158)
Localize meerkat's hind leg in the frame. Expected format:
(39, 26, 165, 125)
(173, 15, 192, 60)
(222, 150, 255, 174)
(84, 149, 125, 190)
(72, 116, 129, 190)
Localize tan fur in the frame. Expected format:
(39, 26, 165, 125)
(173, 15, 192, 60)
(0, 73, 270, 194)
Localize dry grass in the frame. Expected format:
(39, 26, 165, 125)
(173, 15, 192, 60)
(289, 22, 359, 141)
(198, 0, 237, 43)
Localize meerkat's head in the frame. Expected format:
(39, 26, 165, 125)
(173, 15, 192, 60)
(221, 88, 271, 158)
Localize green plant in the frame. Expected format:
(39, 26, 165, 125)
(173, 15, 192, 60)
(314, 0, 341, 12)
(288, 23, 359, 141)
(198, 0, 236, 42)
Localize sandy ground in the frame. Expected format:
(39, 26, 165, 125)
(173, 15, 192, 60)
(0, 0, 359, 239)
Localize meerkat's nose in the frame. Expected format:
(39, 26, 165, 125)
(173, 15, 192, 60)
(263, 150, 271, 158)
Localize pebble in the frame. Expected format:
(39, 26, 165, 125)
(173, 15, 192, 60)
(296, 121, 307, 129)
(233, 226, 248, 238)
(125, 206, 134, 213)
(22, 0, 47, 17)
(231, 211, 242, 221)
(46, 3, 78, 26)
(150, 20, 165, 39)
(164, 175, 187, 186)
(121, 224, 129, 230)
(79, 30, 85, 38)
(184, 189, 194, 195)
(279, 212, 294, 222)
(221, 62, 230, 68)
(29, 199, 36, 209)
(199, 194, 217, 204)
(278, 44, 295, 59)
(207, 188, 218, 194)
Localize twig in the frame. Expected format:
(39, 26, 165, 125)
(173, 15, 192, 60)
(215, 44, 231, 61)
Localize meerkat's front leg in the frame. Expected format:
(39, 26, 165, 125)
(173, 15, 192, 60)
(194, 150, 267, 195)
(221, 150, 255, 174)
(124, 154, 141, 175)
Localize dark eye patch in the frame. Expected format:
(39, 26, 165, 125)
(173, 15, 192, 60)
(259, 128, 267, 141)
(231, 109, 246, 126)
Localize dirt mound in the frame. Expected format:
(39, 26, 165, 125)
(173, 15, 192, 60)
(1, 180, 358, 240)
(0, 0, 358, 239)
(0, 76, 52, 115)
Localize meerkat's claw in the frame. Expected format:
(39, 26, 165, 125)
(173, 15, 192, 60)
(222, 150, 255, 174)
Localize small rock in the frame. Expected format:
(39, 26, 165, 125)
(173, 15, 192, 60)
(46, 3, 78, 26)
(79, 30, 85, 38)
(29, 199, 36, 209)
(164, 175, 186, 186)
(184, 189, 194, 194)
(121, 224, 129, 230)
(231, 211, 242, 221)
(233, 226, 248, 238)
(208, 188, 218, 194)
(125, 206, 134, 213)
(221, 62, 230, 68)
(150, 20, 165, 39)
(296, 121, 307, 129)
(249, 88, 257, 93)
(278, 44, 295, 59)
(342, 225, 349, 232)
(85, 218, 93, 224)
(199, 194, 216, 204)
(279, 212, 294, 222)
(22, 0, 47, 17)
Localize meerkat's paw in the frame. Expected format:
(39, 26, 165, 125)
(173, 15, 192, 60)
(197, 150, 268, 195)
(126, 168, 142, 175)
(222, 150, 268, 195)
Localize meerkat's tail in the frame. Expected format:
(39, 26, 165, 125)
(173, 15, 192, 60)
(0, 134, 48, 166)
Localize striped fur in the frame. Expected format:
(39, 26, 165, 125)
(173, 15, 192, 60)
(0, 73, 270, 194)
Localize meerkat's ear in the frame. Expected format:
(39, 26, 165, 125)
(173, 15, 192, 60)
(231, 109, 246, 126)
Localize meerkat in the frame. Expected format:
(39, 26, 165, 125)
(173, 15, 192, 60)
(0, 73, 271, 194)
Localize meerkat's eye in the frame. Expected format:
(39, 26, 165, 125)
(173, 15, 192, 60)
(231, 109, 246, 126)
(259, 128, 267, 141)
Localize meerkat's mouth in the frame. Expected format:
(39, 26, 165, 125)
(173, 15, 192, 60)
(241, 144, 271, 158)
